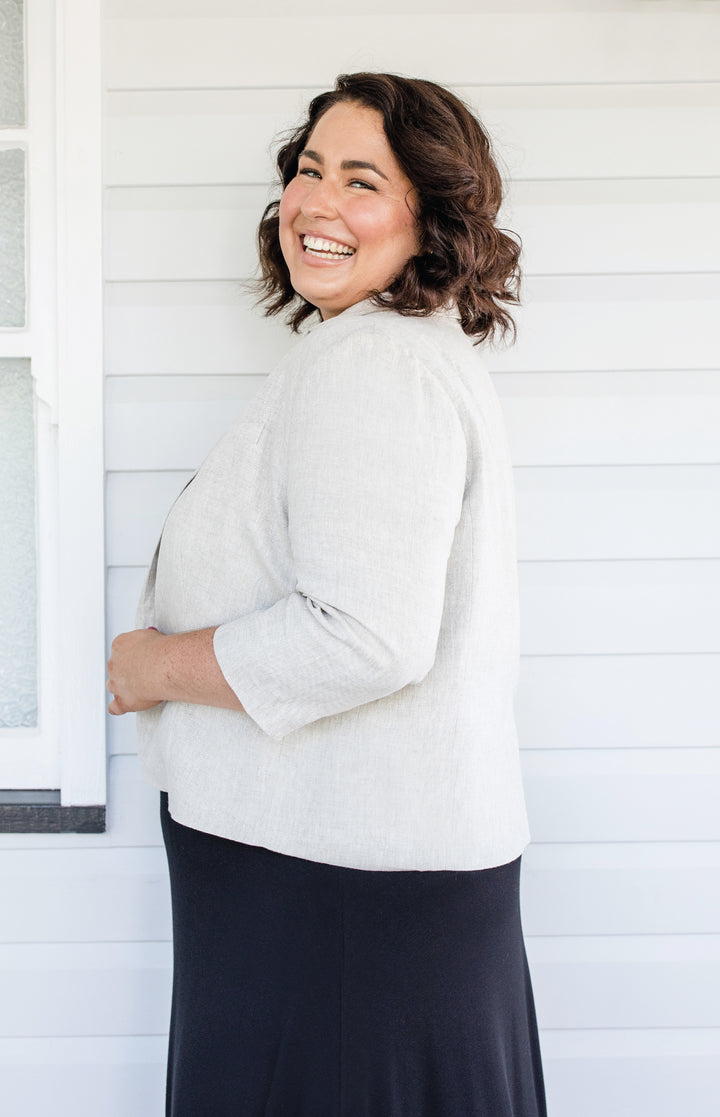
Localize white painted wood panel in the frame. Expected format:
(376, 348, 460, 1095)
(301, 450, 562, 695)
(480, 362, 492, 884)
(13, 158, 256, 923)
(523, 748, 720, 843)
(5, 1031, 718, 1117)
(511, 201, 720, 278)
(103, 718, 720, 853)
(105, 376, 265, 471)
(516, 653, 720, 750)
(105, 471, 192, 569)
(108, 560, 720, 657)
(108, 568, 150, 645)
(105, 465, 720, 566)
(0, 1037, 165, 1117)
(104, 652, 720, 758)
(107, 706, 139, 758)
(522, 843, 720, 937)
(104, 283, 292, 376)
(515, 465, 720, 560)
(0, 848, 171, 943)
(103, 13, 720, 88)
(0, 941, 172, 1037)
(104, 754, 166, 848)
(3, 842, 719, 944)
(499, 370, 720, 467)
(527, 934, 720, 1030)
(1, 933, 717, 1036)
(519, 559, 720, 655)
(491, 285, 720, 374)
(105, 90, 720, 185)
(2, 1031, 718, 1117)
(104, 185, 266, 281)
(108, 652, 720, 758)
(105, 370, 720, 470)
(105, 279, 720, 375)
(105, 185, 720, 280)
(540, 1029, 720, 1117)
(93, 5, 720, 1114)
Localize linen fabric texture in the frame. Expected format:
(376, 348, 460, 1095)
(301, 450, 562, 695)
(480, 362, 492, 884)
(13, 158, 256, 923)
(136, 301, 530, 871)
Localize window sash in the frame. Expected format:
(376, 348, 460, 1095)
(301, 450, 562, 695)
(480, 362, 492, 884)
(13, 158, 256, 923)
(0, 0, 105, 805)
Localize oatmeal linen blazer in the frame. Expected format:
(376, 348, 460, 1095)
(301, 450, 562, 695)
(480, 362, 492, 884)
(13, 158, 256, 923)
(136, 301, 530, 871)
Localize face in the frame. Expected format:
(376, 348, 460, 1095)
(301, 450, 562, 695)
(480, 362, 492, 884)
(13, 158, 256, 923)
(278, 101, 420, 320)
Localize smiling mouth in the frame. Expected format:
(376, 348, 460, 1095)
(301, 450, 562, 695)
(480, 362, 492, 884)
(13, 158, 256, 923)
(302, 235, 356, 260)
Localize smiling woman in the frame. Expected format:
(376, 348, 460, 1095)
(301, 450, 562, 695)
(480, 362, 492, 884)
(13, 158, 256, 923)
(108, 72, 543, 1117)
(258, 70, 521, 339)
(277, 102, 419, 320)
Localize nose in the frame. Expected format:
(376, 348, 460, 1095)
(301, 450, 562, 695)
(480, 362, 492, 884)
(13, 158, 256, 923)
(300, 176, 339, 220)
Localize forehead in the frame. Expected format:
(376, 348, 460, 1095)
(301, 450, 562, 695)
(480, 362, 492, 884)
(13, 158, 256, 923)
(306, 102, 407, 175)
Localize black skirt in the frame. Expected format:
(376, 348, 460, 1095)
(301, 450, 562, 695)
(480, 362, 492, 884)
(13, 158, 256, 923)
(161, 793, 546, 1117)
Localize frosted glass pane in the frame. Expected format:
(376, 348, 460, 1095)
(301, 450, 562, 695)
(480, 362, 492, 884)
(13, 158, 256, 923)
(0, 0, 25, 126)
(0, 0, 24, 127)
(0, 147, 25, 326)
(0, 358, 37, 728)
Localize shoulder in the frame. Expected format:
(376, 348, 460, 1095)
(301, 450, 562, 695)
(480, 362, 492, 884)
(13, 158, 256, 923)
(279, 309, 471, 447)
(292, 304, 480, 387)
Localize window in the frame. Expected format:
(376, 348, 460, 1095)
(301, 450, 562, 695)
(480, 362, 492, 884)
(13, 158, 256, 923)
(0, 0, 104, 830)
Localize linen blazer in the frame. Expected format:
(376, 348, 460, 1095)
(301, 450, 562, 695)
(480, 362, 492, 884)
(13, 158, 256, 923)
(136, 301, 530, 871)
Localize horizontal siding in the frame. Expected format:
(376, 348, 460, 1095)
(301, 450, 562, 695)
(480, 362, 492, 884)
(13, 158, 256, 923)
(520, 559, 720, 655)
(105, 371, 720, 469)
(0, 941, 172, 1037)
(3, 839, 720, 943)
(105, 184, 720, 280)
(523, 748, 720, 843)
(0, 1035, 718, 1117)
(103, 13, 720, 86)
(107, 652, 720, 757)
(516, 653, 720, 751)
(0, 1038, 166, 1117)
(105, 464, 720, 563)
(27, 4, 711, 1116)
(540, 1034, 720, 1117)
(108, 559, 720, 656)
(2, 933, 719, 1035)
(96, 735, 720, 849)
(0, 847, 172, 943)
(104, 278, 720, 375)
(104, 89, 720, 185)
(1, 1031, 717, 1117)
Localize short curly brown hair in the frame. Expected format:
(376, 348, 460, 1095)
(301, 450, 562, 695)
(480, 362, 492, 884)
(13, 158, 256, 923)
(256, 73, 521, 344)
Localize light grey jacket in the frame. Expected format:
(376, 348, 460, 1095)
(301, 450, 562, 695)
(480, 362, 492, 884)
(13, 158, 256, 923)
(136, 301, 530, 870)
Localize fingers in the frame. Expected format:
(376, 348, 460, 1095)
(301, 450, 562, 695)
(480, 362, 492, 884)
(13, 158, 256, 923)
(107, 692, 125, 716)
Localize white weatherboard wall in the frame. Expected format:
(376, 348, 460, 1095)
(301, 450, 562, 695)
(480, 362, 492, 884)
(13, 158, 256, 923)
(1, 1, 718, 1114)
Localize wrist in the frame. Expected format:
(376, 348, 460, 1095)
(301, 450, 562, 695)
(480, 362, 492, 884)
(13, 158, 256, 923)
(144, 630, 174, 703)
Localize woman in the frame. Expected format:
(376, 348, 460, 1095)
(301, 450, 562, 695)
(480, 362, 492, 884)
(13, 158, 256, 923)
(108, 73, 546, 1117)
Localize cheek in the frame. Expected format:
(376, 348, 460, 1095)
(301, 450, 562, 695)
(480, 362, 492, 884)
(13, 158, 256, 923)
(369, 204, 419, 260)
(278, 194, 299, 268)
(278, 182, 304, 235)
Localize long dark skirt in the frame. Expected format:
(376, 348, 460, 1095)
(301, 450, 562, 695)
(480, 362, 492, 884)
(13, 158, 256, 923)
(161, 793, 546, 1117)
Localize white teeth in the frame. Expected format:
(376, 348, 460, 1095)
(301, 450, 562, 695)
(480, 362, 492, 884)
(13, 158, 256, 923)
(303, 235, 355, 256)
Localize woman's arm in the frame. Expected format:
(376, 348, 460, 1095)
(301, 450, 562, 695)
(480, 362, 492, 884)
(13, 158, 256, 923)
(106, 626, 244, 715)
(211, 333, 467, 740)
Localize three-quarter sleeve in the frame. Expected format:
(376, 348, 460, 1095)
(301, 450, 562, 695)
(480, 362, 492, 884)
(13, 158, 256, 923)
(212, 330, 467, 739)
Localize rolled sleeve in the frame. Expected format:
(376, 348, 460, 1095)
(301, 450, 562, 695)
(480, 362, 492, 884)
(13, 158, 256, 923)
(213, 330, 467, 739)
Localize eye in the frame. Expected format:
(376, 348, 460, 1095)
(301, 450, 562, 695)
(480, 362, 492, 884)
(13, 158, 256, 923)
(349, 179, 376, 191)
(298, 166, 321, 179)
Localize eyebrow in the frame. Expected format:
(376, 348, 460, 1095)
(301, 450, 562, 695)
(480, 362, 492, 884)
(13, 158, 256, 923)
(300, 148, 389, 182)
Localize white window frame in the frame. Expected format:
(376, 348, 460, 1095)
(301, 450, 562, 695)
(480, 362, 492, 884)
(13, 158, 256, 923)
(0, 0, 105, 806)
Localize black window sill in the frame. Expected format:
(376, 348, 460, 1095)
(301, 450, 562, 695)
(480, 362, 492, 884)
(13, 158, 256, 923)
(0, 792, 105, 833)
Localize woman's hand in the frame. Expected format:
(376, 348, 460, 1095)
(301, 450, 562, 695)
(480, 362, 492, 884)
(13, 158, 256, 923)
(107, 627, 166, 715)
(107, 625, 244, 715)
